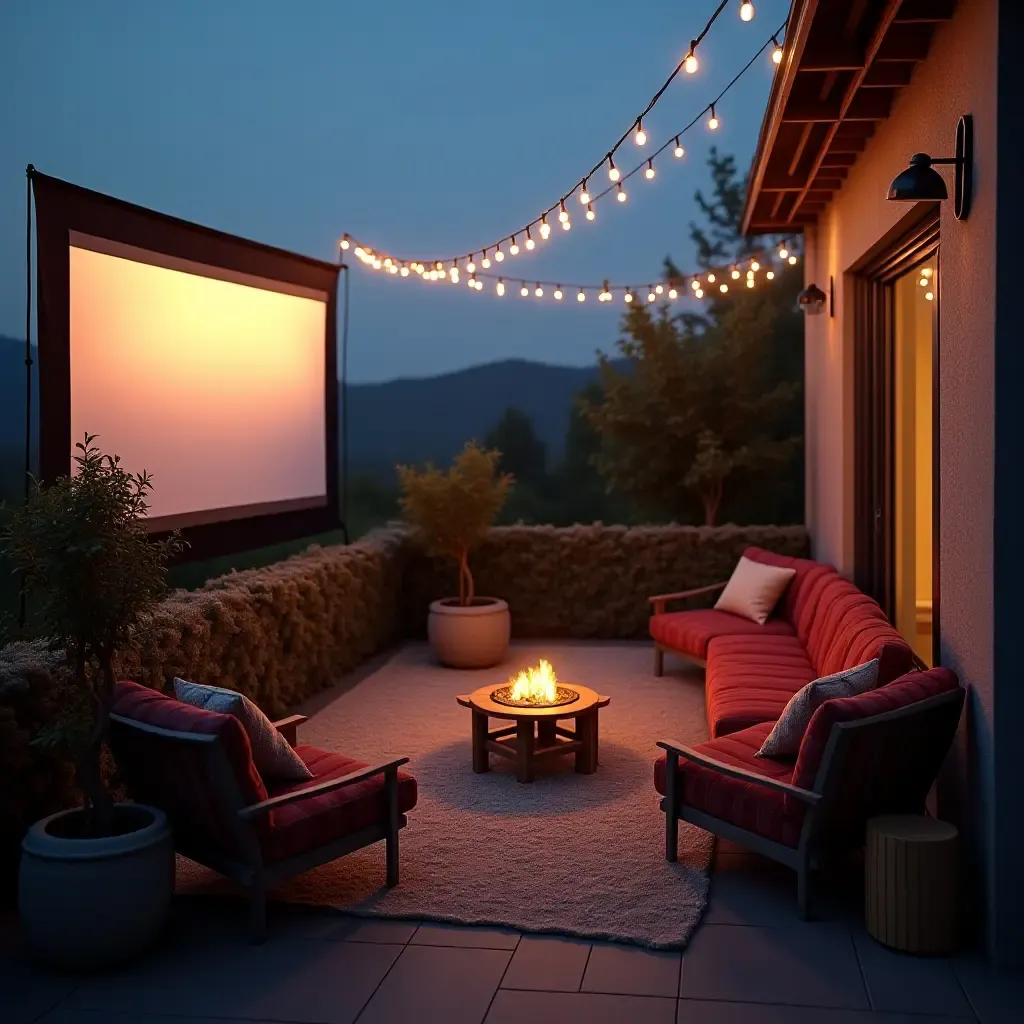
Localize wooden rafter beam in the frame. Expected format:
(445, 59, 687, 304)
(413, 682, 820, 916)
(895, 0, 956, 23)
(787, 0, 905, 223)
(861, 62, 916, 87)
(876, 23, 934, 62)
(782, 90, 894, 123)
(800, 42, 864, 71)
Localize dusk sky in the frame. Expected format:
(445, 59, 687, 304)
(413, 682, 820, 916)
(0, 0, 790, 382)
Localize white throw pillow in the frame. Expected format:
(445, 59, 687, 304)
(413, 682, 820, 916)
(714, 556, 796, 625)
(173, 677, 313, 782)
(756, 659, 880, 759)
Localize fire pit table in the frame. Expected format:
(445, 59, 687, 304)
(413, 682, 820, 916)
(456, 660, 610, 784)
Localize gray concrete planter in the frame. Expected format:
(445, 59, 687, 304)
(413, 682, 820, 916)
(428, 597, 511, 668)
(19, 803, 174, 970)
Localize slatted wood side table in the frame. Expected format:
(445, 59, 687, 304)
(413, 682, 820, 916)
(865, 814, 959, 954)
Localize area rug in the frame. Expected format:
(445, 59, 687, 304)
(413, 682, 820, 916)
(176, 641, 715, 948)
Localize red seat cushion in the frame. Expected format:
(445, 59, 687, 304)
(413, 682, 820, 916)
(110, 681, 269, 851)
(260, 746, 418, 864)
(705, 634, 817, 737)
(650, 608, 795, 660)
(654, 722, 803, 848)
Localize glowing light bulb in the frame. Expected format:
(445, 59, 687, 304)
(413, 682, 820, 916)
(771, 36, 783, 64)
(340, 236, 350, 250)
(435, 261, 444, 271)
(520, 285, 529, 297)
(600, 282, 611, 302)
(708, 105, 719, 131)
(495, 249, 505, 262)
(788, 255, 798, 265)
(540, 217, 551, 240)
(919, 277, 929, 287)
(684, 44, 698, 74)
(624, 291, 634, 303)
(562, 218, 571, 231)
(608, 156, 620, 182)
(766, 270, 775, 280)
(720, 283, 728, 293)
(925, 291, 934, 301)
(535, 285, 544, 297)
(554, 287, 563, 300)
(669, 288, 678, 299)
(746, 278, 755, 288)
(707, 273, 716, 283)
(389, 264, 398, 275)
(510, 237, 520, 255)
(467, 274, 476, 288)
(384, 258, 393, 267)
(579, 181, 590, 205)
(449, 268, 459, 282)
(400, 266, 409, 277)
(731, 268, 740, 280)
(558, 201, 569, 223)
(647, 291, 656, 303)
(695, 287, 704, 298)
(922, 268, 933, 277)
(373, 258, 382, 270)
(525, 230, 535, 250)
(496, 279, 505, 296)
(586, 204, 596, 221)
(778, 246, 789, 259)
(740, 1, 754, 22)
(645, 160, 655, 180)
(751, 260, 760, 271)
(427, 269, 436, 280)
(674, 137, 685, 158)
(617, 184, 627, 203)
(482, 254, 491, 268)
(577, 290, 586, 302)
(691, 280, 700, 291)
(354, 246, 365, 258)
(653, 284, 662, 295)
(635, 120, 647, 146)
(467, 258, 476, 273)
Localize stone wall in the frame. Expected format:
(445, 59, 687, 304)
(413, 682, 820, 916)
(403, 524, 810, 639)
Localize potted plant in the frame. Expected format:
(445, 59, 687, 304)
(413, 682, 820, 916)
(1, 434, 184, 969)
(398, 442, 513, 668)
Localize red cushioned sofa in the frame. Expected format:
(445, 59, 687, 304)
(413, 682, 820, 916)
(109, 681, 417, 939)
(649, 548, 965, 915)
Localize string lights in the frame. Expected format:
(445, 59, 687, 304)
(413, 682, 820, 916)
(340, 13, 785, 277)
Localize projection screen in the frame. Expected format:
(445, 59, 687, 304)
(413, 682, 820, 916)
(32, 171, 340, 560)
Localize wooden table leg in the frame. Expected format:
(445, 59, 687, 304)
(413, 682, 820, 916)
(575, 711, 597, 774)
(516, 718, 535, 783)
(471, 710, 489, 773)
(537, 718, 557, 748)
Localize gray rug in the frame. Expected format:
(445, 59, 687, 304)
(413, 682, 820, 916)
(177, 641, 715, 948)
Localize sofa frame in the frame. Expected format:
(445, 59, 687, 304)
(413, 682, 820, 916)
(648, 582, 727, 676)
(110, 712, 409, 941)
(658, 687, 964, 918)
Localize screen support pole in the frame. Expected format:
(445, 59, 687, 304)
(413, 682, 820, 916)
(19, 165, 36, 631)
(339, 259, 350, 546)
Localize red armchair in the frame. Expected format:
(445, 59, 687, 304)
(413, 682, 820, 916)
(109, 681, 417, 940)
(656, 667, 964, 917)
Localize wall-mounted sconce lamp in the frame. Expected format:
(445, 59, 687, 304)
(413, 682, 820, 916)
(887, 114, 973, 220)
(797, 282, 827, 315)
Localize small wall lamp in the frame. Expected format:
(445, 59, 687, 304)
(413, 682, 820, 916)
(887, 114, 973, 220)
(797, 282, 828, 315)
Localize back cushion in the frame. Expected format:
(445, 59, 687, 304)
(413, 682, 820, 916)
(110, 681, 270, 849)
(743, 546, 835, 628)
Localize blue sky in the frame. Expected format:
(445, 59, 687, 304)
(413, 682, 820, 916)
(0, 0, 790, 382)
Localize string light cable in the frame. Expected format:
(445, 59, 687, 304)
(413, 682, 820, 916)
(340, 9, 786, 273)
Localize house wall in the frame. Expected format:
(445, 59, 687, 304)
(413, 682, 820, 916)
(802, 0, 1014, 962)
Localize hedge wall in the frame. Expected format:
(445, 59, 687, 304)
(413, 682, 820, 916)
(0, 522, 807, 901)
(403, 524, 810, 638)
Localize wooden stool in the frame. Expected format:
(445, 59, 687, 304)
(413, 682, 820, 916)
(865, 815, 958, 954)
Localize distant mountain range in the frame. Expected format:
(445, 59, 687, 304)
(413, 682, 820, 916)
(0, 335, 613, 485)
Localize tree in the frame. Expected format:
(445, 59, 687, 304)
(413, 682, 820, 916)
(582, 149, 805, 526)
(484, 407, 547, 487)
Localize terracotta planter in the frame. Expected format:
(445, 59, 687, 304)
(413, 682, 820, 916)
(19, 803, 174, 970)
(428, 597, 510, 668)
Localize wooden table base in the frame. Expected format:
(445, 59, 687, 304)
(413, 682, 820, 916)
(457, 685, 609, 784)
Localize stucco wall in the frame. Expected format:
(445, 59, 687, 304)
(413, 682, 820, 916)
(802, 0, 999, 954)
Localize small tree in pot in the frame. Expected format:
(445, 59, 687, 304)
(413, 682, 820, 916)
(398, 442, 513, 668)
(1, 433, 184, 969)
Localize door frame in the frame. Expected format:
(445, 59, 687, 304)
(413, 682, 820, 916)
(851, 209, 941, 665)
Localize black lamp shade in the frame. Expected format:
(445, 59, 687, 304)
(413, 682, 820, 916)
(798, 283, 827, 314)
(888, 154, 949, 202)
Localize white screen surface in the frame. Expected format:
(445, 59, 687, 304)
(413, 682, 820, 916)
(69, 239, 328, 531)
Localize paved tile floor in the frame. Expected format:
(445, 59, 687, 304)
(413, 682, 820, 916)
(3, 843, 1021, 1024)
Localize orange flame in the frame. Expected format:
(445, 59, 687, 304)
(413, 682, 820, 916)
(507, 659, 558, 704)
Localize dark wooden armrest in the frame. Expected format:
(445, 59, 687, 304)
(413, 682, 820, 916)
(648, 582, 727, 615)
(272, 714, 308, 747)
(237, 756, 410, 821)
(657, 739, 820, 806)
